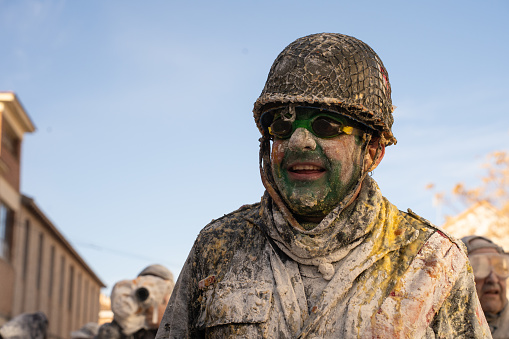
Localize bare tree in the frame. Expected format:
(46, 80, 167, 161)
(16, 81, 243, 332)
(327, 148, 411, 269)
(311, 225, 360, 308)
(427, 151, 509, 219)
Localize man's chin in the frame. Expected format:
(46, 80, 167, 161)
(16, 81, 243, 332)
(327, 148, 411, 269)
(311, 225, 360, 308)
(286, 200, 331, 221)
(276, 186, 341, 219)
(481, 297, 505, 314)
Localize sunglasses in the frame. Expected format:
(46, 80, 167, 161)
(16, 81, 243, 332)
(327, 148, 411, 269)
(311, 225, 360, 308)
(261, 106, 357, 140)
(469, 253, 509, 279)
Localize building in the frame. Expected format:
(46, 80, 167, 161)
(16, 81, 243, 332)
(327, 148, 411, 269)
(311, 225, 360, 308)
(0, 91, 34, 325)
(441, 200, 509, 251)
(98, 293, 113, 325)
(0, 92, 105, 339)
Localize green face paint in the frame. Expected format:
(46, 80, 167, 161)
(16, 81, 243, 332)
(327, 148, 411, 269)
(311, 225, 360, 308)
(270, 108, 365, 221)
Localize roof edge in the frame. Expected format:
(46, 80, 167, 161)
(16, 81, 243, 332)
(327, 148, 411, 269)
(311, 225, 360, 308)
(0, 91, 36, 133)
(21, 194, 105, 287)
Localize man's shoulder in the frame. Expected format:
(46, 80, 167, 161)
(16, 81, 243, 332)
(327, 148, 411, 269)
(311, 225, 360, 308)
(188, 202, 266, 277)
(195, 202, 262, 244)
(399, 207, 467, 255)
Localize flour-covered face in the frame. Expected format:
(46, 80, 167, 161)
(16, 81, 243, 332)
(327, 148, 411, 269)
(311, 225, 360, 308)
(269, 107, 366, 219)
(470, 247, 509, 314)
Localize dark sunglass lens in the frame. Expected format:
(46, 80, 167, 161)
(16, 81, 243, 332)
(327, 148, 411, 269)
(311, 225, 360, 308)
(270, 119, 293, 138)
(260, 112, 276, 131)
(312, 117, 340, 137)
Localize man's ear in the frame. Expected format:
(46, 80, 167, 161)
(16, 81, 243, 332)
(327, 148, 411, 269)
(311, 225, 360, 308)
(364, 139, 385, 172)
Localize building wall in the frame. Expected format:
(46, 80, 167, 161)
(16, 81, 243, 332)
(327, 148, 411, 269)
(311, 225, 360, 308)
(0, 257, 15, 322)
(0, 92, 104, 338)
(442, 201, 509, 251)
(9, 203, 103, 339)
(0, 97, 23, 325)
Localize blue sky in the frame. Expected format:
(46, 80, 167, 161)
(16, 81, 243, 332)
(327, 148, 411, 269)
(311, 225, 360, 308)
(1, 0, 508, 293)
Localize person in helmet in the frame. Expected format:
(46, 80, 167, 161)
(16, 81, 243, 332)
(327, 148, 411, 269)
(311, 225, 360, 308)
(462, 235, 509, 337)
(0, 312, 48, 339)
(97, 264, 174, 339)
(156, 33, 490, 338)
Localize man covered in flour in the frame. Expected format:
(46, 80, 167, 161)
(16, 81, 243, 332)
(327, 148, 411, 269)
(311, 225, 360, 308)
(462, 235, 509, 338)
(156, 33, 491, 338)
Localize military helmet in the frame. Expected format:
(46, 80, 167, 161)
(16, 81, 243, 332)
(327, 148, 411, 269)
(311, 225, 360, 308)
(253, 33, 396, 145)
(138, 264, 174, 281)
(461, 235, 505, 255)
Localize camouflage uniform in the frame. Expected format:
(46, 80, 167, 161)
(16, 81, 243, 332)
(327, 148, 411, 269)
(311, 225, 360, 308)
(156, 177, 490, 338)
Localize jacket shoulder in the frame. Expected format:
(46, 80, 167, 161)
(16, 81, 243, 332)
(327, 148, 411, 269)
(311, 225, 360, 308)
(404, 208, 467, 254)
(198, 202, 261, 239)
(189, 203, 264, 271)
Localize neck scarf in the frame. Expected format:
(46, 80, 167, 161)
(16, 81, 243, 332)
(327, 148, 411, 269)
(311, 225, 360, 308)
(260, 176, 392, 280)
(259, 176, 429, 337)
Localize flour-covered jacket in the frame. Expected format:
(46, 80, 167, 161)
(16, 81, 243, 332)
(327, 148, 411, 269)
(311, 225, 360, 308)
(486, 303, 509, 338)
(156, 178, 491, 338)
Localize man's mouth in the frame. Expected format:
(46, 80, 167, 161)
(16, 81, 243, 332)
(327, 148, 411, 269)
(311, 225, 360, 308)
(483, 288, 500, 296)
(287, 163, 326, 180)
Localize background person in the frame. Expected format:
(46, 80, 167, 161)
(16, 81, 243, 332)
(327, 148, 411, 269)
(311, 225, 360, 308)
(97, 264, 174, 339)
(0, 312, 48, 339)
(71, 322, 99, 339)
(463, 235, 509, 337)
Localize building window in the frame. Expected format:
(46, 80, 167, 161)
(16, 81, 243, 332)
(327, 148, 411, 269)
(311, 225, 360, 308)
(48, 246, 55, 297)
(84, 279, 89, 321)
(0, 202, 14, 260)
(90, 284, 95, 320)
(68, 265, 74, 311)
(36, 233, 44, 289)
(1, 125, 20, 159)
(77, 273, 82, 322)
(59, 256, 65, 305)
(23, 220, 30, 279)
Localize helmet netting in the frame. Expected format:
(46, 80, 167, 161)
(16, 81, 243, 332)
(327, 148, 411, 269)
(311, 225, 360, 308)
(253, 33, 396, 146)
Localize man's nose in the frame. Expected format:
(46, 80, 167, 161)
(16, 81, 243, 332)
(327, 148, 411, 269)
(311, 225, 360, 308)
(288, 127, 316, 151)
(486, 270, 500, 283)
